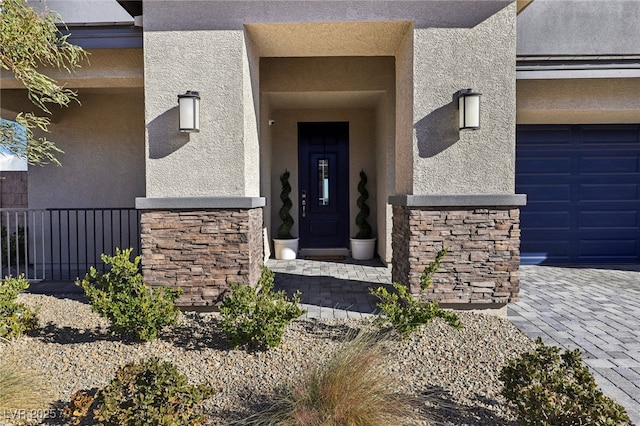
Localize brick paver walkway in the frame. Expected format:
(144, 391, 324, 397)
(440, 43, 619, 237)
(267, 258, 391, 319)
(270, 259, 640, 423)
(509, 265, 640, 424)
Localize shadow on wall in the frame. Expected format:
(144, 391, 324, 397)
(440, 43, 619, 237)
(147, 106, 190, 159)
(414, 102, 459, 158)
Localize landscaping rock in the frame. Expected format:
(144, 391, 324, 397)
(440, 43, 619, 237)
(1, 294, 536, 425)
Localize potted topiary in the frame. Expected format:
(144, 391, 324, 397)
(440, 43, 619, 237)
(273, 169, 299, 260)
(350, 170, 376, 260)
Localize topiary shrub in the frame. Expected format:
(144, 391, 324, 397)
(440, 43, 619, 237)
(500, 338, 630, 426)
(0, 274, 37, 339)
(220, 266, 304, 350)
(370, 248, 462, 339)
(355, 169, 372, 239)
(277, 170, 294, 239)
(76, 247, 182, 341)
(65, 358, 215, 426)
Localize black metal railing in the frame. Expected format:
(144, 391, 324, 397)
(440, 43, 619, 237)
(0, 208, 140, 281)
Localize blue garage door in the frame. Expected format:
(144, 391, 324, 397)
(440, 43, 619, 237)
(516, 125, 640, 265)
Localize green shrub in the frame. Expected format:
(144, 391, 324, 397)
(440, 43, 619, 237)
(220, 267, 304, 350)
(500, 338, 630, 426)
(370, 248, 461, 339)
(0, 274, 37, 339)
(355, 169, 372, 239)
(66, 358, 215, 426)
(277, 170, 294, 239)
(237, 332, 409, 426)
(77, 247, 182, 341)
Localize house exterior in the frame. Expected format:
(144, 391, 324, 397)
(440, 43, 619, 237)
(516, 0, 640, 265)
(135, 0, 526, 307)
(4, 0, 636, 308)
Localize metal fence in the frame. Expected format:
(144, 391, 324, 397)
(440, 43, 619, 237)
(0, 208, 140, 281)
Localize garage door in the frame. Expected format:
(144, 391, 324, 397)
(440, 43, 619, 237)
(516, 125, 640, 265)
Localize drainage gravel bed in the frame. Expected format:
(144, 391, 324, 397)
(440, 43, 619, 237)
(1, 293, 536, 425)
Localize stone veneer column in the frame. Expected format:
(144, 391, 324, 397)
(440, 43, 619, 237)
(136, 197, 265, 307)
(389, 195, 527, 305)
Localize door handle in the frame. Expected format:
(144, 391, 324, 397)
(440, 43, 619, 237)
(301, 190, 307, 218)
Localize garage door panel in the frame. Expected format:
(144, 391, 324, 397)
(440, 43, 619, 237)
(518, 127, 572, 145)
(579, 184, 639, 201)
(517, 157, 572, 174)
(520, 241, 570, 263)
(580, 157, 640, 174)
(579, 211, 638, 228)
(578, 240, 639, 258)
(522, 211, 570, 229)
(519, 184, 571, 202)
(517, 124, 640, 264)
(580, 127, 640, 144)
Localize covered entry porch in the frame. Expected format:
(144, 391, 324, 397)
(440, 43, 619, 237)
(253, 22, 406, 264)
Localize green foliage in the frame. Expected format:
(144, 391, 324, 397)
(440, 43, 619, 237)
(0, 0, 87, 165)
(77, 248, 182, 341)
(66, 358, 215, 426)
(1, 114, 63, 166)
(277, 170, 294, 239)
(370, 282, 462, 339)
(0, 274, 38, 339)
(420, 247, 447, 290)
(237, 332, 409, 426)
(355, 169, 372, 239)
(1, 225, 28, 266)
(500, 338, 630, 426)
(220, 267, 304, 350)
(370, 248, 461, 339)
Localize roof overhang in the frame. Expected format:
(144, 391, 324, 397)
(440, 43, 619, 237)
(117, 0, 143, 18)
(143, 1, 513, 32)
(517, 56, 640, 79)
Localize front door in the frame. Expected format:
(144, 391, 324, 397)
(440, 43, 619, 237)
(298, 122, 349, 249)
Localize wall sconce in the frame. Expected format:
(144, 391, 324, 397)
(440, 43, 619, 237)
(178, 91, 200, 132)
(454, 89, 481, 130)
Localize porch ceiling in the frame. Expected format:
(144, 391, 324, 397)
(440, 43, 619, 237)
(264, 91, 384, 110)
(246, 21, 411, 57)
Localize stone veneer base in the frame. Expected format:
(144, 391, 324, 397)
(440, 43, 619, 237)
(139, 207, 264, 307)
(391, 204, 522, 304)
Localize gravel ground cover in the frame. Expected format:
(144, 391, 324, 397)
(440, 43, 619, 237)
(1, 293, 536, 425)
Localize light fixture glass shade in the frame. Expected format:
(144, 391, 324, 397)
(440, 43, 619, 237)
(456, 89, 481, 130)
(178, 91, 200, 132)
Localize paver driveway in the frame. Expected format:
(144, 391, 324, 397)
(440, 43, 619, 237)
(509, 265, 640, 424)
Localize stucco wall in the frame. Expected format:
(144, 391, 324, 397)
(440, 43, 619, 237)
(517, 0, 640, 56)
(143, 29, 257, 198)
(394, 27, 414, 196)
(26, 89, 145, 209)
(411, 3, 517, 195)
(517, 78, 640, 124)
(376, 91, 395, 264)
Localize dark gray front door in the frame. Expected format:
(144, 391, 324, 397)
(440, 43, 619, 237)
(298, 122, 349, 249)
